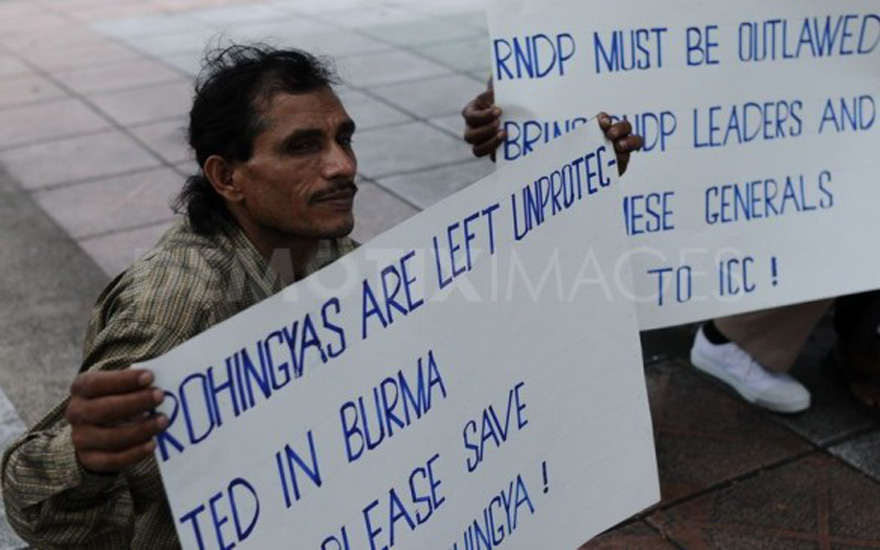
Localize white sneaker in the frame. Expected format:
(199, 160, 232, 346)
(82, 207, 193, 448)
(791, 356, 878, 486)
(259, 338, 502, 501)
(690, 326, 811, 414)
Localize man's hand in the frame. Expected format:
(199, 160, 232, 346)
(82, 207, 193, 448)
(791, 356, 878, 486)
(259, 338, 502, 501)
(462, 88, 506, 160)
(597, 112, 643, 176)
(462, 89, 644, 174)
(66, 369, 167, 474)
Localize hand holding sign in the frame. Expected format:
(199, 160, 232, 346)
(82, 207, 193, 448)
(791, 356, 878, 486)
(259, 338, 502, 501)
(145, 122, 659, 550)
(596, 113, 643, 175)
(462, 86, 644, 173)
(67, 369, 167, 473)
(462, 88, 505, 159)
(487, 0, 880, 329)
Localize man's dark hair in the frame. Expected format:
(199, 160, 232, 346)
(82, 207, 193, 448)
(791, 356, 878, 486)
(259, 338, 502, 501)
(175, 44, 339, 235)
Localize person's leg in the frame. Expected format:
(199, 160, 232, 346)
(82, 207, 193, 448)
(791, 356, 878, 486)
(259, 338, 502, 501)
(715, 299, 833, 372)
(833, 291, 880, 413)
(690, 300, 832, 413)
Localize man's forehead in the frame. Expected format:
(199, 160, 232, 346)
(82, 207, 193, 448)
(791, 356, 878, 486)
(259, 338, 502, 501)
(260, 88, 351, 128)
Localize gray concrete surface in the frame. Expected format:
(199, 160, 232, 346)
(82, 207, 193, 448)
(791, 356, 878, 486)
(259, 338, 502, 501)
(0, 164, 108, 548)
(0, 167, 109, 424)
(0, 387, 25, 550)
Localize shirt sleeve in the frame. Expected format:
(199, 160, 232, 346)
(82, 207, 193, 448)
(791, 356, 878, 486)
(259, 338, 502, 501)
(1, 319, 188, 549)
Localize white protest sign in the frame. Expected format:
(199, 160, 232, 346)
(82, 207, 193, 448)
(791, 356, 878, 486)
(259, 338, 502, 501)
(488, 0, 880, 329)
(142, 122, 658, 550)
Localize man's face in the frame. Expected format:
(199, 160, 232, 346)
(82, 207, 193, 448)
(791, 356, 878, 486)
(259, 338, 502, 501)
(233, 87, 357, 243)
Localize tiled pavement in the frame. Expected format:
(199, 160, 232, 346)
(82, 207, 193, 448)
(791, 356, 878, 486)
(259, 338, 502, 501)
(0, 1, 877, 549)
(0, 0, 492, 275)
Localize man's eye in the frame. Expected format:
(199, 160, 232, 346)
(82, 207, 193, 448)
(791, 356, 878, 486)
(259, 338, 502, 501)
(289, 140, 318, 153)
(338, 135, 354, 146)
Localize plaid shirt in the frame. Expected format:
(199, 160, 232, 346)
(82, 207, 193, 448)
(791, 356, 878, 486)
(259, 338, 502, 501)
(1, 217, 357, 549)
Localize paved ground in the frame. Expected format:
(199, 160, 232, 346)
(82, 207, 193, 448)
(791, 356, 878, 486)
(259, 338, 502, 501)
(0, 0, 878, 549)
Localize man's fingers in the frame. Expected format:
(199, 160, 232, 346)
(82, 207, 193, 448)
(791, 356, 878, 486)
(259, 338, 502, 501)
(472, 88, 495, 110)
(66, 388, 164, 425)
(617, 152, 631, 176)
(77, 441, 157, 474)
(614, 135, 644, 154)
(462, 89, 499, 126)
(612, 135, 642, 176)
(464, 118, 501, 145)
(605, 119, 633, 141)
(597, 112, 612, 130)
(463, 105, 501, 129)
(462, 87, 502, 160)
(70, 369, 152, 399)
(473, 133, 506, 158)
(72, 415, 168, 452)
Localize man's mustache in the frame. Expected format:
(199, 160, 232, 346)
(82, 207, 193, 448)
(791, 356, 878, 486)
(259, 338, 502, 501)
(310, 181, 358, 203)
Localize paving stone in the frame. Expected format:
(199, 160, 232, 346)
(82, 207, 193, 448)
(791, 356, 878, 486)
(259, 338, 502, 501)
(414, 36, 492, 74)
(0, 299, 93, 425)
(0, 74, 66, 109)
(90, 80, 193, 126)
(645, 359, 812, 504)
(0, 10, 69, 38)
(220, 17, 337, 43)
(80, 220, 176, 276)
(359, 17, 485, 47)
(406, 2, 488, 18)
(0, 130, 162, 190)
(371, 73, 486, 118)
(189, 4, 293, 27)
(376, 159, 493, 208)
(269, 0, 369, 14)
(159, 51, 204, 78)
(579, 521, 678, 550)
(153, 0, 249, 11)
(428, 112, 468, 136)
(350, 180, 419, 243)
(0, 1, 43, 22)
(774, 318, 877, 445)
(129, 118, 192, 164)
(0, 166, 109, 425)
(20, 41, 145, 73)
(0, 55, 30, 79)
(54, 58, 185, 95)
(123, 28, 219, 57)
(335, 49, 450, 88)
(0, 26, 111, 54)
(311, 5, 420, 28)
(35, 0, 120, 12)
(34, 167, 181, 239)
(336, 88, 411, 130)
(466, 69, 492, 84)
(292, 30, 393, 58)
(0, 387, 24, 452)
(830, 430, 880, 482)
(0, 388, 26, 545)
(0, 98, 110, 150)
(649, 453, 880, 550)
(175, 159, 200, 179)
(431, 10, 489, 32)
(65, 3, 162, 23)
(355, 120, 472, 178)
(92, 13, 212, 39)
(38, 0, 107, 7)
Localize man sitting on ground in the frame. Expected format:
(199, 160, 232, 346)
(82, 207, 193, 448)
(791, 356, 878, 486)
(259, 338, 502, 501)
(2, 44, 644, 549)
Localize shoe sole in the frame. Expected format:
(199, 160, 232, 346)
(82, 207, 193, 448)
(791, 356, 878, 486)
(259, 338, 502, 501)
(690, 349, 810, 414)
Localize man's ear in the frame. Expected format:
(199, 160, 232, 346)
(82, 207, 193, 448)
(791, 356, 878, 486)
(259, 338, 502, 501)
(204, 155, 244, 203)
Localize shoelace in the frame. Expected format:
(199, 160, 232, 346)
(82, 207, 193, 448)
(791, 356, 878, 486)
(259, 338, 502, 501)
(726, 344, 769, 383)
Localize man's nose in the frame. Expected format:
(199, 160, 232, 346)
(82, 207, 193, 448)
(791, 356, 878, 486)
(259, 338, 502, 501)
(324, 143, 357, 180)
